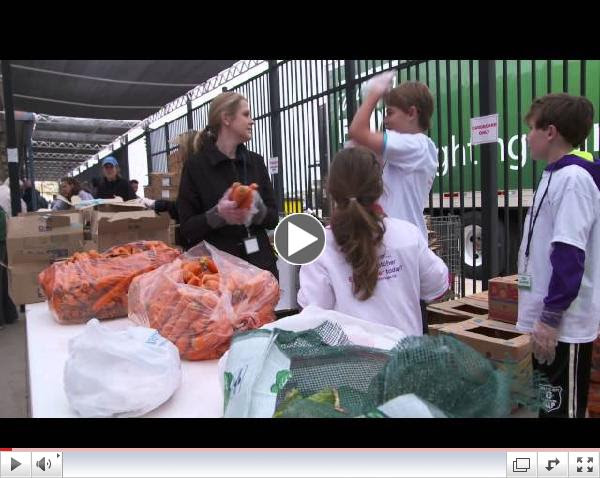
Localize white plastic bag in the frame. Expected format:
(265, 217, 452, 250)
(374, 394, 447, 418)
(64, 319, 182, 418)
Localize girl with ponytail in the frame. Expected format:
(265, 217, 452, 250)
(298, 146, 448, 336)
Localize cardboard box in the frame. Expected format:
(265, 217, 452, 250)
(6, 215, 84, 304)
(94, 202, 146, 213)
(145, 172, 180, 201)
(458, 291, 489, 310)
(167, 151, 185, 182)
(426, 298, 489, 325)
(488, 275, 519, 324)
(428, 323, 449, 336)
(91, 210, 170, 252)
(7, 215, 84, 264)
(433, 317, 531, 363)
(466, 290, 489, 302)
(150, 172, 179, 188)
(83, 240, 98, 252)
(494, 354, 533, 395)
(7, 263, 49, 305)
(160, 187, 178, 201)
(433, 317, 532, 395)
(428, 316, 516, 336)
(168, 220, 177, 247)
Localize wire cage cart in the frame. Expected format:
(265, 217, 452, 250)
(426, 215, 463, 299)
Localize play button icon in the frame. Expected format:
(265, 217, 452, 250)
(274, 213, 326, 265)
(1, 452, 31, 476)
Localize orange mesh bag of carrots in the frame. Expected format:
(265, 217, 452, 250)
(128, 241, 280, 361)
(38, 241, 181, 324)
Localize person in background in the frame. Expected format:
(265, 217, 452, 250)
(53, 177, 94, 210)
(0, 178, 26, 329)
(297, 147, 448, 337)
(154, 198, 185, 248)
(90, 178, 100, 198)
(22, 179, 48, 211)
(95, 156, 136, 201)
(80, 181, 94, 196)
(130, 179, 141, 199)
(0, 178, 27, 217)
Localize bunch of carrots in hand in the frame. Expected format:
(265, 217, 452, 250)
(128, 247, 280, 361)
(229, 182, 258, 209)
(39, 241, 180, 324)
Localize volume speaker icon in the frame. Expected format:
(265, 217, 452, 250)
(36, 457, 51, 471)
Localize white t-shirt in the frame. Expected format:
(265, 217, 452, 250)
(380, 131, 438, 239)
(517, 164, 600, 343)
(0, 181, 27, 216)
(297, 218, 449, 336)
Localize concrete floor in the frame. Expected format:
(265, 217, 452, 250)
(0, 313, 29, 417)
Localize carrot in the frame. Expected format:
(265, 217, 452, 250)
(187, 276, 202, 287)
(40, 241, 180, 324)
(129, 247, 282, 361)
(175, 336, 190, 355)
(199, 257, 218, 274)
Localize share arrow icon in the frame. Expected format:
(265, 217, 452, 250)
(546, 458, 560, 471)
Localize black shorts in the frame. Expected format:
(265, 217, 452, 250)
(420, 300, 428, 335)
(534, 341, 594, 418)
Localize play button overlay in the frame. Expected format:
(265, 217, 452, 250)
(274, 213, 326, 265)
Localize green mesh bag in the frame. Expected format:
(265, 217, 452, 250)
(368, 334, 514, 417)
(270, 322, 390, 416)
(223, 321, 545, 418)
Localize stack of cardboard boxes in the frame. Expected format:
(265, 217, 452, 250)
(6, 202, 172, 305)
(144, 172, 180, 201)
(6, 214, 84, 304)
(143, 150, 184, 201)
(90, 203, 170, 252)
(427, 275, 532, 398)
(488, 275, 519, 324)
(430, 276, 600, 417)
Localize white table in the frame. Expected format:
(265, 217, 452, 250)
(25, 302, 224, 418)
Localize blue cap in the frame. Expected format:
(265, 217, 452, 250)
(102, 156, 118, 167)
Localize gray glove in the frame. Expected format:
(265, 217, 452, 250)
(250, 191, 268, 225)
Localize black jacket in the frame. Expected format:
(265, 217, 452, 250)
(95, 177, 136, 201)
(154, 199, 179, 222)
(23, 188, 48, 211)
(178, 143, 279, 279)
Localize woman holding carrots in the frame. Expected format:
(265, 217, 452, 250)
(177, 92, 280, 280)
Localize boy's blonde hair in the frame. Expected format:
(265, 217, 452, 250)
(384, 81, 434, 131)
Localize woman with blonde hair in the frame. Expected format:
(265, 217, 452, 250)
(177, 92, 279, 279)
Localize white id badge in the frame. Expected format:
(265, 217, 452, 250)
(517, 274, 532, 290)
(243, 236, 260, 255)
